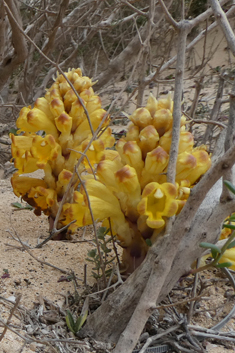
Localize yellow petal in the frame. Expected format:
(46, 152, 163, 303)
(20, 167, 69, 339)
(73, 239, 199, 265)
(34, 97, 54, 121)
(137, 182, 178, 229)
(11, 173, 47, 197)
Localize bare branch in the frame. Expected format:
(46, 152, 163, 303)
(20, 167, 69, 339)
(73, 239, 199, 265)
(210, 0, 235, 56)
(158, 0, 179, 30)
(42, 0, 70, 56)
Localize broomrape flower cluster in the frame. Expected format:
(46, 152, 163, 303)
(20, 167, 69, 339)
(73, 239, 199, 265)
(11, 69, 211, 272)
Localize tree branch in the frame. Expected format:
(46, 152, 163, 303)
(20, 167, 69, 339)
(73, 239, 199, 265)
(210, 0, 235, 56)
(0, 0, 28, 91)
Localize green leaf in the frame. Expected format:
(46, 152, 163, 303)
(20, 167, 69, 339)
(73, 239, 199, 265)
(199, 242, 221, 253)
(9, 127, 18, 135)
(11, 202, 24, 209)
(66, 310, 75, 333)
(227, 215, 235, 221)
(98, 227, 107, 237)
(11, 202, 33, 210)
(75, 311, 88, 332)
(224, 180, 235, 195)
(146, 239, 152, 247)
(211, 248, 219, 259)
(227, 240, 235, 249)
(223, 224, 235, 230)
(87, 249, 97, 258)
(216, 262, 232, 268)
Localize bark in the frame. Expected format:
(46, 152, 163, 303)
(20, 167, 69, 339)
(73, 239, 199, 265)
(0, 0, 28, 92)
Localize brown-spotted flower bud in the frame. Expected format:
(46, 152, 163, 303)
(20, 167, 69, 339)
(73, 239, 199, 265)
(125, 124, 140, 142)
(185, 149, 211, 185)
(138, 125, 159, 159)
(153, 109, 173, 137)
(115, 165, 141, 222)
(69, 98, 86, 132)
(121, 141, 144, 178)
(140, 146, 169, 188)
(129, 108, 152, 129)
(50, 98, 65, 118)
(175, 152, 197, 183)
(159, 128, 194, 154)
(145, 93, 158, 117)
(56, 169, 73, 198)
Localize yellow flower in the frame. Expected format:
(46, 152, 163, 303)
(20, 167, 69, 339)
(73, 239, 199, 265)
(17, 107, 59, 138)
(176, 180, 191, 214)
(11, 173, 47, 198)
(61, 191, 87, 231)
(137, 182, 178, 229)
(31, 134, 61, 169)
(73, 109, 109, 144)
(14, 150, 38, 174)
(98, 127, 115, 149)
(34, 97, 54, 121)
(11, 133, 34, 158)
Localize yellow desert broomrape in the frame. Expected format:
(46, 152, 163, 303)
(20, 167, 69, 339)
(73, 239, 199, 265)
(11, 68, 211, 272)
